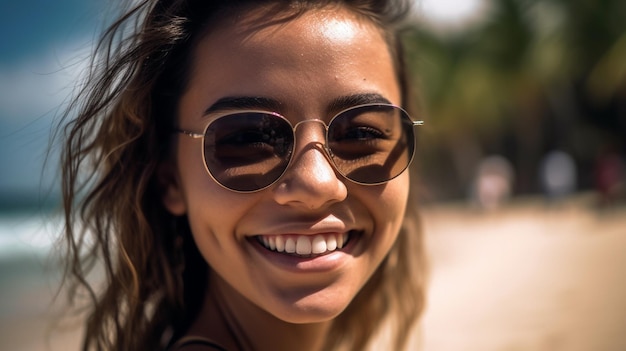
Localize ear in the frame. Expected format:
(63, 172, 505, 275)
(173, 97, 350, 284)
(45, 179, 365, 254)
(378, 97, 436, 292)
(158, 160, 187, 216)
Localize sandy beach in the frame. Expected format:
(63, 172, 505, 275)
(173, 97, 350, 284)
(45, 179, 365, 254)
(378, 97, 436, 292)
(419, 195, 626, 351)
(1, 194, 625, 350)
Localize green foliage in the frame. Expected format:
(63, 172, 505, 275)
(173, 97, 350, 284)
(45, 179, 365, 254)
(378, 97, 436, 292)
(404, 0, 626, 199)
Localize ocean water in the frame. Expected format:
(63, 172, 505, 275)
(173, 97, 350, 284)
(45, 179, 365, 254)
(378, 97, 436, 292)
(0, 213, 60, 258)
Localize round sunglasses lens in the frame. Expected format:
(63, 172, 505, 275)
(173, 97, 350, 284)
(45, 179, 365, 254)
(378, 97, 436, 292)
(203, 112, 294, 191)
(327, 105, 415, 184)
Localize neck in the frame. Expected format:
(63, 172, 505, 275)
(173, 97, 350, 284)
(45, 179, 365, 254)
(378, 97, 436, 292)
(187, 276, 332, 351)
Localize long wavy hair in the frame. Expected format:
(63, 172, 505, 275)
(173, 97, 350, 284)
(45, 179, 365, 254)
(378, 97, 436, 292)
(58, 0, 426, 350)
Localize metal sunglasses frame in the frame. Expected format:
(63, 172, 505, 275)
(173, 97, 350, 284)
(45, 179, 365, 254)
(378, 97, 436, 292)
(176, 103, 424, 193)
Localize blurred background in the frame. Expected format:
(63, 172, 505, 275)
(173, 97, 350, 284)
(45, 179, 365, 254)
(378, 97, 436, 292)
(408, 0, 626, 206)
(0, 0, 625, 350)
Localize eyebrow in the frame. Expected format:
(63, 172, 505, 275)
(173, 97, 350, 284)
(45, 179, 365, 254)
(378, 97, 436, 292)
(327, 93, 393, 113)
(202, 93, 393, 117)
(203, 96, 282, 116)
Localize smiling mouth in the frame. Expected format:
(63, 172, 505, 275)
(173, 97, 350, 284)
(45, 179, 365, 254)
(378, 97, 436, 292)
(256, 231, 355, 257)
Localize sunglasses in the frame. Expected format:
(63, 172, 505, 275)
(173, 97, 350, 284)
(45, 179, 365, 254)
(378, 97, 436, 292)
(176, 103, 423, 192)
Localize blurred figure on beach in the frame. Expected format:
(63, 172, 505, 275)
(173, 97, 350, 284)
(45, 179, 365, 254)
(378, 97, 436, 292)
(471, 155, 514, 211)
(594, 148, 626, 207)
(539, 150, 577, 201)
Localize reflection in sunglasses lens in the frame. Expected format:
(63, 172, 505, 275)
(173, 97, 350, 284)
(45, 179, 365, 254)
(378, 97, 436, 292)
(205, 113, 294, 191)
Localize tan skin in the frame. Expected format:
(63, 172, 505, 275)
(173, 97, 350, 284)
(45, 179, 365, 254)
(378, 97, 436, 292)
(161, 5, 409, 351)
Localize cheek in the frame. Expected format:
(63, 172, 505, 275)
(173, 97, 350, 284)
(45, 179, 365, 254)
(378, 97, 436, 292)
(376, 172, 410, 224)
(175, 139, 269, 257)
(358, 171, 410, 260)
(376, 173, 410, 249)
(175, 140, 244, 238)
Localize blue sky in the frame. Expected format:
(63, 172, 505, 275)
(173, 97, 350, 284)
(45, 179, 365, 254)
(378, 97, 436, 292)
(0, 0, 104, 198)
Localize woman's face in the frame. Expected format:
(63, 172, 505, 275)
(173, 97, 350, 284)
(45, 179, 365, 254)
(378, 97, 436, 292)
(162, 5, 410, 323)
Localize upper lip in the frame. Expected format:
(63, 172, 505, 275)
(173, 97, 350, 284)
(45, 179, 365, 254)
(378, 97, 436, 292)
(248, 215, 357, 237)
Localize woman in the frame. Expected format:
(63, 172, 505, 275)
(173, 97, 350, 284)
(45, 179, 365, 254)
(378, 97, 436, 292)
(59, 0, 426, 350)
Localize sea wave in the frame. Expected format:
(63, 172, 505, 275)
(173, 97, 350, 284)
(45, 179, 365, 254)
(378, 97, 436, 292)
(0, 213, 62, 259)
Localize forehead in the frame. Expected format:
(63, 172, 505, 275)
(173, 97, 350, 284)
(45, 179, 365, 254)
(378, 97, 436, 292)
(195, 4, 389, 61)
(179, 4, 400, 121)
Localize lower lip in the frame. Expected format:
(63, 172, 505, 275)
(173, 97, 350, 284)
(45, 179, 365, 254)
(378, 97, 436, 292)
(248, 232, 359, 273)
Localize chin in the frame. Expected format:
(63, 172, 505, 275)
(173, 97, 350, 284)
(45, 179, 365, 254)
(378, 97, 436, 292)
(266, 287, 356, 324)
(273, 306, 345, 325)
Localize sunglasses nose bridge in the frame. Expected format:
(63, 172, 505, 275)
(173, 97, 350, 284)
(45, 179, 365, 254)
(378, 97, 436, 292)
(287, 118, 336, 167)
(291, 118, 329, 131)
(291, 118, 330, 148)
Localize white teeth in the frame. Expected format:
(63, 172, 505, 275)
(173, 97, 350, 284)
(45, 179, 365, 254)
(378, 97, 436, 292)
(311, 235, 327, 254)
(275, 236, 285, 252)
(269, 236, 276, 251)
(326, 235, 337, 251)
(258, 233, 351, 256)
(285, 237, 296, 253)
(296, 236, 312, 255)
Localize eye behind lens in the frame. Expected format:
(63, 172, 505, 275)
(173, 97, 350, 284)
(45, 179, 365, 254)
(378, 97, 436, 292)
(203, 111, 295, 192)
(327, 104, 416, 185)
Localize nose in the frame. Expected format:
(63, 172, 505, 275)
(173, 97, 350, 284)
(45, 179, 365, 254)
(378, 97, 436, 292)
(272, 123, 348, 210)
